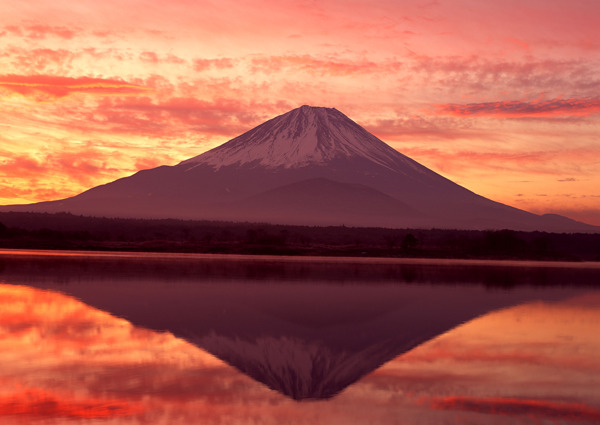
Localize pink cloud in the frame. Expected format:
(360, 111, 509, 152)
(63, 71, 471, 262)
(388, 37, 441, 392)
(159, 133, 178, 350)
(364, 116, 485, 142)
(166, 54, 186, 64)
(436, 97, 600, 118)
(106, 96, 292, 136)
(139, 51, 159, 63)
(429, 396, 600, 422)
(249, 54, 402, 76)
(4, 47, 77, 73)
(0, 74, 150, 99)
(1, 23, 81, 40)
(23, 23, 80, 40)
(139, 51, 186, 65)
(505, 37, 530, 51)
(2, 46, 140, 75)
(408, 55, 600, 98)
(3, 25, 22, 36)
(193, 58, 236, 71)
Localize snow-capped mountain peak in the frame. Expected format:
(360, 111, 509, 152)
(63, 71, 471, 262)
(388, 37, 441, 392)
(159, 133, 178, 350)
(181, 105, 407, 170)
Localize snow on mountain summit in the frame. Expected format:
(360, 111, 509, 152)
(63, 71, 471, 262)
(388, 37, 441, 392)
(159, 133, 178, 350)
(181, 105, 409, 170)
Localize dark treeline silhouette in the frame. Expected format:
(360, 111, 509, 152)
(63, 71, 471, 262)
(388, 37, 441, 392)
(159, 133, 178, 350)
(0, 212, 599, 261)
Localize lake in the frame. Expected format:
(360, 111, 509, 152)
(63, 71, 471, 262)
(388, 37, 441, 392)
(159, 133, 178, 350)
(1, 249, 599, 424)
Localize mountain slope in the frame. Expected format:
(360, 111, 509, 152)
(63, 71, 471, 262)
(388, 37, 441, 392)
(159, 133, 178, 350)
(181, 105, 429, 172)
(229, 177, 425, 227)
(2, 105, 597, 232)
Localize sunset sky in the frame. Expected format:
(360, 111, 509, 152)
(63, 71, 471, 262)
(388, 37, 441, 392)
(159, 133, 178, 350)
(1, 0, 599, 224)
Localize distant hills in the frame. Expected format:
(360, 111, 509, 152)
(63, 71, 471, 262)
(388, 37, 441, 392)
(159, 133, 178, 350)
(2, 105, 597, 232)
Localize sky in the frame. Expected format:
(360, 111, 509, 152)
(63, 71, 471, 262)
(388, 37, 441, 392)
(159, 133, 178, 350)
(1, 0, 599, 225)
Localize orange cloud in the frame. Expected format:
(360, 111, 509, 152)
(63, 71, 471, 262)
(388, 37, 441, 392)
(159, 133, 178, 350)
(0, 74, 150, 99)
(0, 142, 150, 203)
(436, 97, 600, 118)
(429, 396, 600, 422)
(0, 149, 122, 184)
(0, 185, 69, 203)
(396, 146, 600, 177)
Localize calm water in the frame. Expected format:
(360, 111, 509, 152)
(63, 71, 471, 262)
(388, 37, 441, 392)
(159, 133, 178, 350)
(1, 249, 600, 424)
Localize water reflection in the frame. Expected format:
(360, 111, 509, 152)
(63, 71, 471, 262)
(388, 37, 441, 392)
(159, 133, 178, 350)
(1, 250, 600, 423)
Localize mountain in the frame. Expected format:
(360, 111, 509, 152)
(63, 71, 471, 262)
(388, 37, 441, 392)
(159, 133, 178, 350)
(2, 105, 597, 232)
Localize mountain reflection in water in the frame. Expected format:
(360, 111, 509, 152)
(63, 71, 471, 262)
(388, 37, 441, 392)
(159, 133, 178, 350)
(1, 250, 600, 424)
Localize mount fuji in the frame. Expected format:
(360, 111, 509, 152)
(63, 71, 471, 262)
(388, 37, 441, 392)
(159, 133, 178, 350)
(2, 105, 596, 232)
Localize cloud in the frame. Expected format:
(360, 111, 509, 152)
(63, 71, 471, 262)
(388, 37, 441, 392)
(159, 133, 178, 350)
(0, 144, 142, 203)
(193, 57, 236, 71)
(1, 46, 139, 75)
(396, 147, 548, 175)
(249, 54, 402, 76)
(0, 74, 150, 99)
(0, 283, 268, 419)
(0, 149, 122, 184)
(140, 52, 187, 65)
(134, 156, 171, 171)
(386, 144, 600, 182)
(429, 396, 600, 422)
(364, 115, 485, 142)
(0, 389, 142, 419)
(139, 51, 160, 63)
(0, 185, 68, 203)
(25, 24, 79, 40)
(2, 47, 78, 74)
(106, 96, 292, 136)
(408, 55, 600, 99)
(436, 97, 600, 118)
(2, 23, 80, 40)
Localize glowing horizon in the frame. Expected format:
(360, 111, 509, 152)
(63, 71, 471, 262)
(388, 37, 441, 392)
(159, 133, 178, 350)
(1, 0, 599, 224)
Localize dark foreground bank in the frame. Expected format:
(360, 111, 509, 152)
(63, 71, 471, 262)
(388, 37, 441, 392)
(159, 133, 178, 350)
(1, 212, 599, 261)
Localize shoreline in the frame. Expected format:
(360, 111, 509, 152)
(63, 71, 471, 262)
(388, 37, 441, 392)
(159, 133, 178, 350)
(2, 247, 600, 269)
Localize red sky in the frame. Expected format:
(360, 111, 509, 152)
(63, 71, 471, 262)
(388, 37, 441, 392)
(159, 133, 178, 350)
(1, 0, 599, 224)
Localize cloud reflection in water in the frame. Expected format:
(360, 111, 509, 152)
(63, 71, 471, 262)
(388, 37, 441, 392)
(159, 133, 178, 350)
(0, 284, 599, 424)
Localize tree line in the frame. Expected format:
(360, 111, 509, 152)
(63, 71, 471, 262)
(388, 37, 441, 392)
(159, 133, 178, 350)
(1, 212, 599, 261)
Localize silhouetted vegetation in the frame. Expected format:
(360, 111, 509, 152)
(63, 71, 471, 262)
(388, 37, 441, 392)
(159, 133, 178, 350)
(1, 212, 599, 261)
